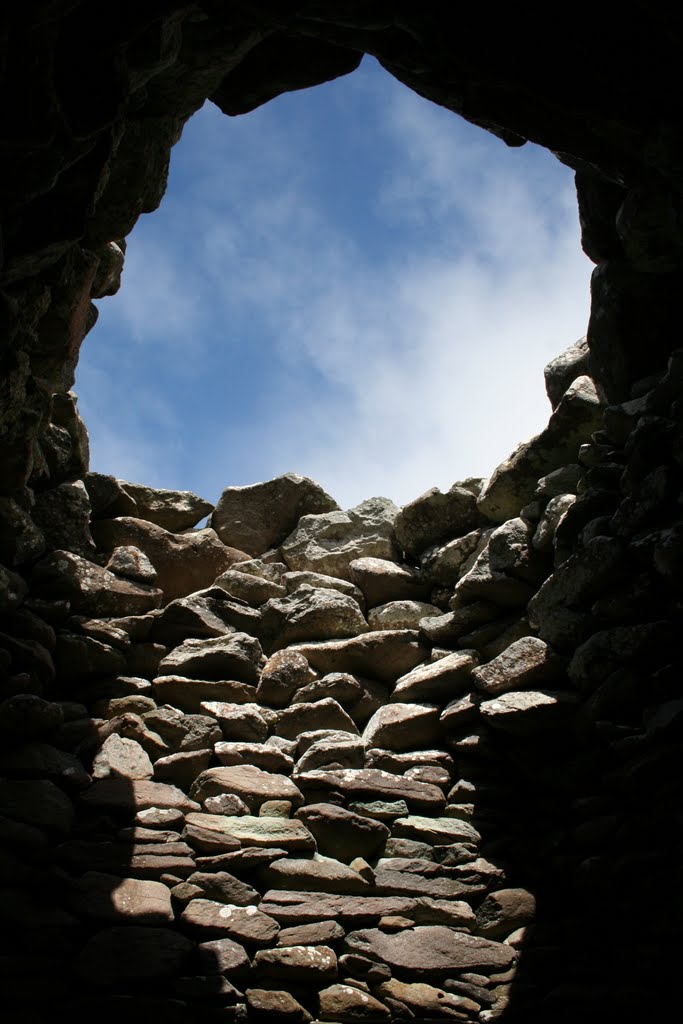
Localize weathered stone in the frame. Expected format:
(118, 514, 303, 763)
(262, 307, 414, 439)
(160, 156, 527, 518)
(256, 649, 315, 708)
(190, 765, 303, 811)
(67, 871, 174, 923)
(252, 944, 337, 983)
(292, 671, 363, 708)
(281, 497, 400, 580)
(367, 599, 441, 631)
(295, 768, 446, 814)
(295, 732, 365, 772)
(118, 482, 213, 531)
(181, 898, 279, 944)
(92, 733, 154, 780)
(480, 689, 579, 732)
(277, 920, 346, 947)
(185, 812, 316, 852)
(187, 869, 259, 906)
(471, 637, 562, 695)
(476, 888, 536, 939)
(259, 891, 477, 929)
(544, 337, 591, 409)
(195, 936, 250, 975)
(392, 815, 481, 846)
(211, 473, 339, 555)
(391, 650, 479, 703)
(258, 853, 370, 894)
(362, 703, 442, 752)
(344, 926, 515, 977)
(32, 480, 95, 557)
(289, 631, 427, 684)
(153, 749, 212, 788)
(200, 701, 268, 742)
(284, 569, 365, 604)
(275, 697, 359, 739)
(395, 484, 482, 557)
(318, 983, 390, 1021)
(158, 632, 261, 682)
(452, 544, 535, 610)
(215, 740, 294, 773)
(151, 676, 257, 712)
(149, 589, 258, 646)
(261, 585, 368, 651)
(246, 988, 313, 1023)
(81, 778, 199, 813)
(294, 803, 389, 862)
(478, 376, 603, 522)
(377, 978, 480, 1018)
(215, 567, 286, 605)
(77, 926, 194, 984)
(349, 557, 431, 606)
(91, 517, 246, 602)
(32, 550, 162, 616)
(365, 748, 454, 775)
(419, 529, 486, 584)
(532, 493, 576, 551)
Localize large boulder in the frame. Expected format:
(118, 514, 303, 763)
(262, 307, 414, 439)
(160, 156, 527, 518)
(31, 550, 162, 616)
(91, 517, 247, 602)
(211, 473, 338, 556)
(281, 498, 400, 580)
(118, 481, 213, 531)
(260, 585, 368, 651)
(394, 484, 483, 558)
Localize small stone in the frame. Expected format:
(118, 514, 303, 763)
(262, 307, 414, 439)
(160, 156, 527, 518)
(92, 734, 154, 780)
(252, 944, 337, 983)
(246, 988, 313, 1022)
(318, 983, 390, 1021)
(362, 703, 442, 752)
(189, 766, 303, 812)
(181, 899, 279, 945)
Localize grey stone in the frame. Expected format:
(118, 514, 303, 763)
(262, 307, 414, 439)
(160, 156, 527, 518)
(368, 600, 441, 631)
(289, 630, 427, 684)
(189, 766, 304, 811)
(157, 632, 262, 682)
(32, 550, 162, 617)
(275, 697, 359, 739)
(362, 703, 442, 752)
(394, 484, 482, 557)
(391, 650, 479, 703)
(480, 689, 579, 733)
(211, 473, 339, 556)
(261, 585, 368, 651)
(294, 768, 446, 814)
(118, 481, 213, 531)
(543, 337, 590, 409)
(214, 568, 286, 606)
(343, 925, 515, 977)
(281, 497, 400, 580)
(32, 480, 95, 557)
(106, 545, 159, 584)
(349, 557, 431, 606)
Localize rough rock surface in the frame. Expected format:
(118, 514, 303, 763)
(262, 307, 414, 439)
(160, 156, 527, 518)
(211, 473, 338, 555)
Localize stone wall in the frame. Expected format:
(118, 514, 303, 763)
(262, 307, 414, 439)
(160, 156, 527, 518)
(1, 4, 682, 1023)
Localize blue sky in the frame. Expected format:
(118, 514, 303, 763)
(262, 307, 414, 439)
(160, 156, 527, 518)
(76, 56, 592, 510)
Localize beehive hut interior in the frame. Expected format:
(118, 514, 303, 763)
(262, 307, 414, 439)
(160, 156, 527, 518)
(1, 5, 681, 1023)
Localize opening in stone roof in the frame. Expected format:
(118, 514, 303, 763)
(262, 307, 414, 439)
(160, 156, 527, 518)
(75, 56, 591, 510)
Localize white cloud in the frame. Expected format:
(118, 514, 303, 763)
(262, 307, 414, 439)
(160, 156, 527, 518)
(78, 60, 592, 510)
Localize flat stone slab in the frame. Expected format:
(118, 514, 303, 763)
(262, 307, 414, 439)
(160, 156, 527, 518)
(294, 768, 446, 814)
(259, 892, 476, 928)
(80, 778, 199, 813)
(344, 925, 515, 977)
(288, 630, 428, 684)
(391, 815, 481, 846)
(185, 812, 316, 852)
(189, 766, 304, 811)
(181, 898, 279, 945)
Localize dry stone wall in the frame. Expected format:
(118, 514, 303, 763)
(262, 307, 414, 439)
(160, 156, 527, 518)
(1, 5, 683, 1023)
(2, 333, 682, 1022)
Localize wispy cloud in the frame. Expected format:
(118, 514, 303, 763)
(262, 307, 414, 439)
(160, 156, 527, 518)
(77, 58, 592, 509)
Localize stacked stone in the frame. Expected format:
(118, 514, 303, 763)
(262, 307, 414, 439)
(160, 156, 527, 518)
(4, 327, 671, 1022)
